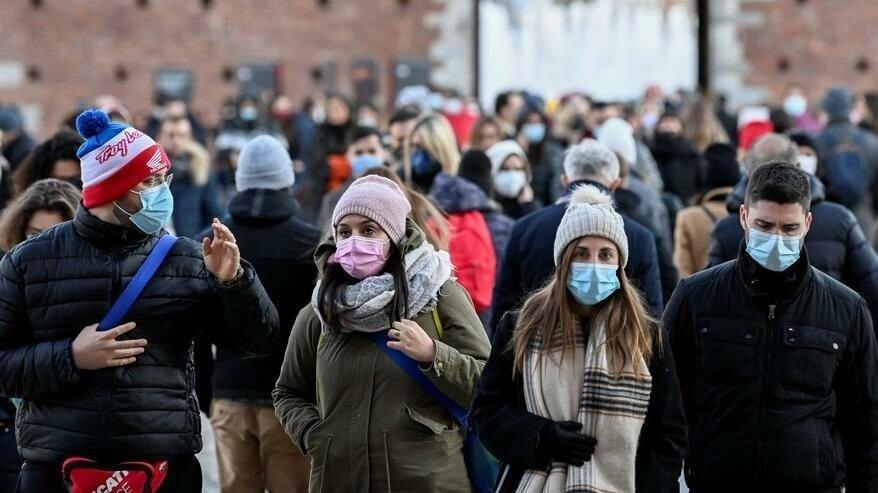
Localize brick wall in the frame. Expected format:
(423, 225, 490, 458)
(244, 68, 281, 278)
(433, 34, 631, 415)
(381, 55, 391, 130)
(0, 0, 441, 136)
(737, 0, 878, 102)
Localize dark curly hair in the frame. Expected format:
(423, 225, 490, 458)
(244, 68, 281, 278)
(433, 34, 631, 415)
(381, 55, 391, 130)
(12, 129, 83, 196)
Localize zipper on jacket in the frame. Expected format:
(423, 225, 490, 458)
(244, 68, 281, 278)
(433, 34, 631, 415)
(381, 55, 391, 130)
(318, 435, 333, 493)
(382, 430, 393, 493)
(98, 255, 123, 454)
(754, 302, 777, 480)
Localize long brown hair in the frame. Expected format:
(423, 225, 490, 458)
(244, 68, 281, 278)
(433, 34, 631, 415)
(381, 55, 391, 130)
(361, 167, 452, 251)
(0, 178, 81, 252)
(683, 95, 729, 152)
(512, 239, 659, 375)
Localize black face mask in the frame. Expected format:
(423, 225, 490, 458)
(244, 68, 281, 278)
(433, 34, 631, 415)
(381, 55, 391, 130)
(571, 116, 586, 131)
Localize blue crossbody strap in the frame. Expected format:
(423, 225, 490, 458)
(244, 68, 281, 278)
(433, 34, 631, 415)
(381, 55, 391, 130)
(97, 234, 178, 332)
(368, 331, 470, 426)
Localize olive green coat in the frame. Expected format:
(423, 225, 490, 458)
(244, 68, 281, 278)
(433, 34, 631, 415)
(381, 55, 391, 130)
(273, 224, 491, 493)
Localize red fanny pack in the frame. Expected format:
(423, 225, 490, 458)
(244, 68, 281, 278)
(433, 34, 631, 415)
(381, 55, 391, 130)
(61, 457, 169, 493)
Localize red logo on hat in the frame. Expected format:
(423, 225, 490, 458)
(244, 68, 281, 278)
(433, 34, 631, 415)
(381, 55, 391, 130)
(96, 130, 143, 164)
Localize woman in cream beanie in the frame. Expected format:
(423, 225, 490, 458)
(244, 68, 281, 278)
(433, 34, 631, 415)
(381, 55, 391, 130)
(472, 184, 687, 493)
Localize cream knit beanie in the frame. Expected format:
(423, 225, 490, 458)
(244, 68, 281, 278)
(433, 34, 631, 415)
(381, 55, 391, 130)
(553, 184, 628, 267)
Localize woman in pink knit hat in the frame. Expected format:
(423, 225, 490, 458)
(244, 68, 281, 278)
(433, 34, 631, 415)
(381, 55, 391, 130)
(274, 175, 491, 492)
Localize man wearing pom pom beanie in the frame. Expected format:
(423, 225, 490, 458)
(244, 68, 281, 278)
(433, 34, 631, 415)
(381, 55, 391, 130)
(0, 109, 279, 491)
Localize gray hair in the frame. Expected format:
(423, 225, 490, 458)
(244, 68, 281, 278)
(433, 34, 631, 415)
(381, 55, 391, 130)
(563, 139, 621, 185)
(745, 133, 799, 175)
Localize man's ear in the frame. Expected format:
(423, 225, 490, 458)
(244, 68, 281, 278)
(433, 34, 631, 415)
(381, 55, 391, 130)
(560, 174, 569, 189)
(739, 204, 748, 231)
(608, 177, 623, 192)
(803, 211, 813, 237)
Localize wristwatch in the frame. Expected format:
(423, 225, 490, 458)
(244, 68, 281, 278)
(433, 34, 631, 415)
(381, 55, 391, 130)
(217, 267, 244, 285)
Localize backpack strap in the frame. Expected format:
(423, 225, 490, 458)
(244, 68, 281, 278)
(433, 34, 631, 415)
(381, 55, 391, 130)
(369, 331, 469, 426)
(699, 204, 718, 224)
(97, 234, 178, 332)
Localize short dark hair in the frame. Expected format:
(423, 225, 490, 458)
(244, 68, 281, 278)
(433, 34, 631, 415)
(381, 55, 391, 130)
(494, 91, 511, 115)
(348, 126, 381, 145)
(745, 161, 811, 211)
(389, 105, 420, 126)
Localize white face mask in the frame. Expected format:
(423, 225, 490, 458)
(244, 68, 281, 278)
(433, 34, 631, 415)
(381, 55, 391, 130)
(798, 154, 818, 175)
(783, 94, 808, 118)
(494, 170, 527, 199)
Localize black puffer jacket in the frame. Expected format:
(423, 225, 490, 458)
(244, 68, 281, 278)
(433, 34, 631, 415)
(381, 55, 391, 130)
(203, 188, 320, 402)
(0, 207, 279, 463)
(664, 246, 878, 492)
(708, 175, 878, 324)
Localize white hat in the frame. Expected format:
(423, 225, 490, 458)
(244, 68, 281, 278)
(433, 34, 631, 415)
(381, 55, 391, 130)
(596, 117, 637, 165)
(486, 140, 528, 176)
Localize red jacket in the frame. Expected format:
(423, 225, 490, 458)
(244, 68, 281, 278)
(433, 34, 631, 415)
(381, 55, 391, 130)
(447, 210, 496, 314)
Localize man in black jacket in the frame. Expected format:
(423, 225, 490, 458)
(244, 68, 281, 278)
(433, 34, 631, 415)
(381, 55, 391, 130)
(0, 110, 279, 492)
(202, 135, 319, 493)
(491, 140, 663, 332)
(709, 133, 878, 324)
(665, 162, 878, 492)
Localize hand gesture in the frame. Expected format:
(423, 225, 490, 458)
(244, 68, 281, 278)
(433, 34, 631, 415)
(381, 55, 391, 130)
(72, 322, 148, 370)
(388, 319, 436, 363)
(203, 218, 241, 282)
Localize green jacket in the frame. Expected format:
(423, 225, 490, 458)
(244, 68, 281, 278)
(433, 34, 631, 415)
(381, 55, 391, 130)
(273, 223, 491, 492)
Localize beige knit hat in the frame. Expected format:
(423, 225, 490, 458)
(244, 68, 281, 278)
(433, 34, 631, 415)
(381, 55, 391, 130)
(332, 175, 412, 243)
(553, 184, 628, 267)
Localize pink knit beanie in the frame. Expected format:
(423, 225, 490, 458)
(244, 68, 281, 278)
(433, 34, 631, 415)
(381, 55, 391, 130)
(332, 176, 412, 243)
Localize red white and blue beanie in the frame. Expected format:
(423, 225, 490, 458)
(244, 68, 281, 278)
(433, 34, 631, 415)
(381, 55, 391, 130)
(75, 109, 172, 208)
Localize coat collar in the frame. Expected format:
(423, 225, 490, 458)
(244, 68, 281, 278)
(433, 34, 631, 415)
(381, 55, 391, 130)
(737, 239, 811, 301)
(73, 205, 152, 252)
(228, 188, 299, 226)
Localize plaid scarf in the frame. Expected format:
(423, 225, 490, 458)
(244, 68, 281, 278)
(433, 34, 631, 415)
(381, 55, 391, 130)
(517, 322, 652, 493)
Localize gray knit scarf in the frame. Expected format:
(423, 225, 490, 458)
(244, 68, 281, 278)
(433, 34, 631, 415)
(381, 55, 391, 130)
(311, 243, 453, 333)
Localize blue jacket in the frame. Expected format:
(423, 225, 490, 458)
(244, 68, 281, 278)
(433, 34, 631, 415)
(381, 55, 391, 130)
(709, 174, 878, 324)
(490, 180, 664, 332)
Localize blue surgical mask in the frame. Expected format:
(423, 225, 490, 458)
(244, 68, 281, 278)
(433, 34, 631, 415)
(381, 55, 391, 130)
(352, 154, 383, 177)
(411, 149, 441, 176)
(783, 95, 808, 118)
(240, 107, 259, 122)
(746, 228, 802, 272)
(115, 183, 175, 234)
(567, 262, 620, 306)
(522, 123, 546, 143)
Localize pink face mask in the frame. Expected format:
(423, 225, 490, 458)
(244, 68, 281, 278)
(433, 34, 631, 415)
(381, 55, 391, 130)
(331, 236, 390, 279)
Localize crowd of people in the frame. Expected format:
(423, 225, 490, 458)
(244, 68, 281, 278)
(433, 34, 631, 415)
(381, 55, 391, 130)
(0, 80, 877, 492)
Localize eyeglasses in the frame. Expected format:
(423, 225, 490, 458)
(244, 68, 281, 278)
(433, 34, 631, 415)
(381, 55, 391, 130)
(141, 173, 174, 189)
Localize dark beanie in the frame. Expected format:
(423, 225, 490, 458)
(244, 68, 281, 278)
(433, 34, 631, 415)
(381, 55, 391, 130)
(789, 132, 820, 160)
(822, 86, 853, 122)
(458, 149, 493, 197)
(704, 143, 741, 189)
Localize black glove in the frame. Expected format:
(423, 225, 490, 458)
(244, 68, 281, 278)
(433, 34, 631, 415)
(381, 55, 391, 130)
(540, 421, 598, 467)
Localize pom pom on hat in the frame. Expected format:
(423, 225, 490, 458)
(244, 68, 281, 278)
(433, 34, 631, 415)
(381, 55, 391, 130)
(569, 182, 615, 207)
(553, 184, 629, 267)
(75, 109, 111, 139)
